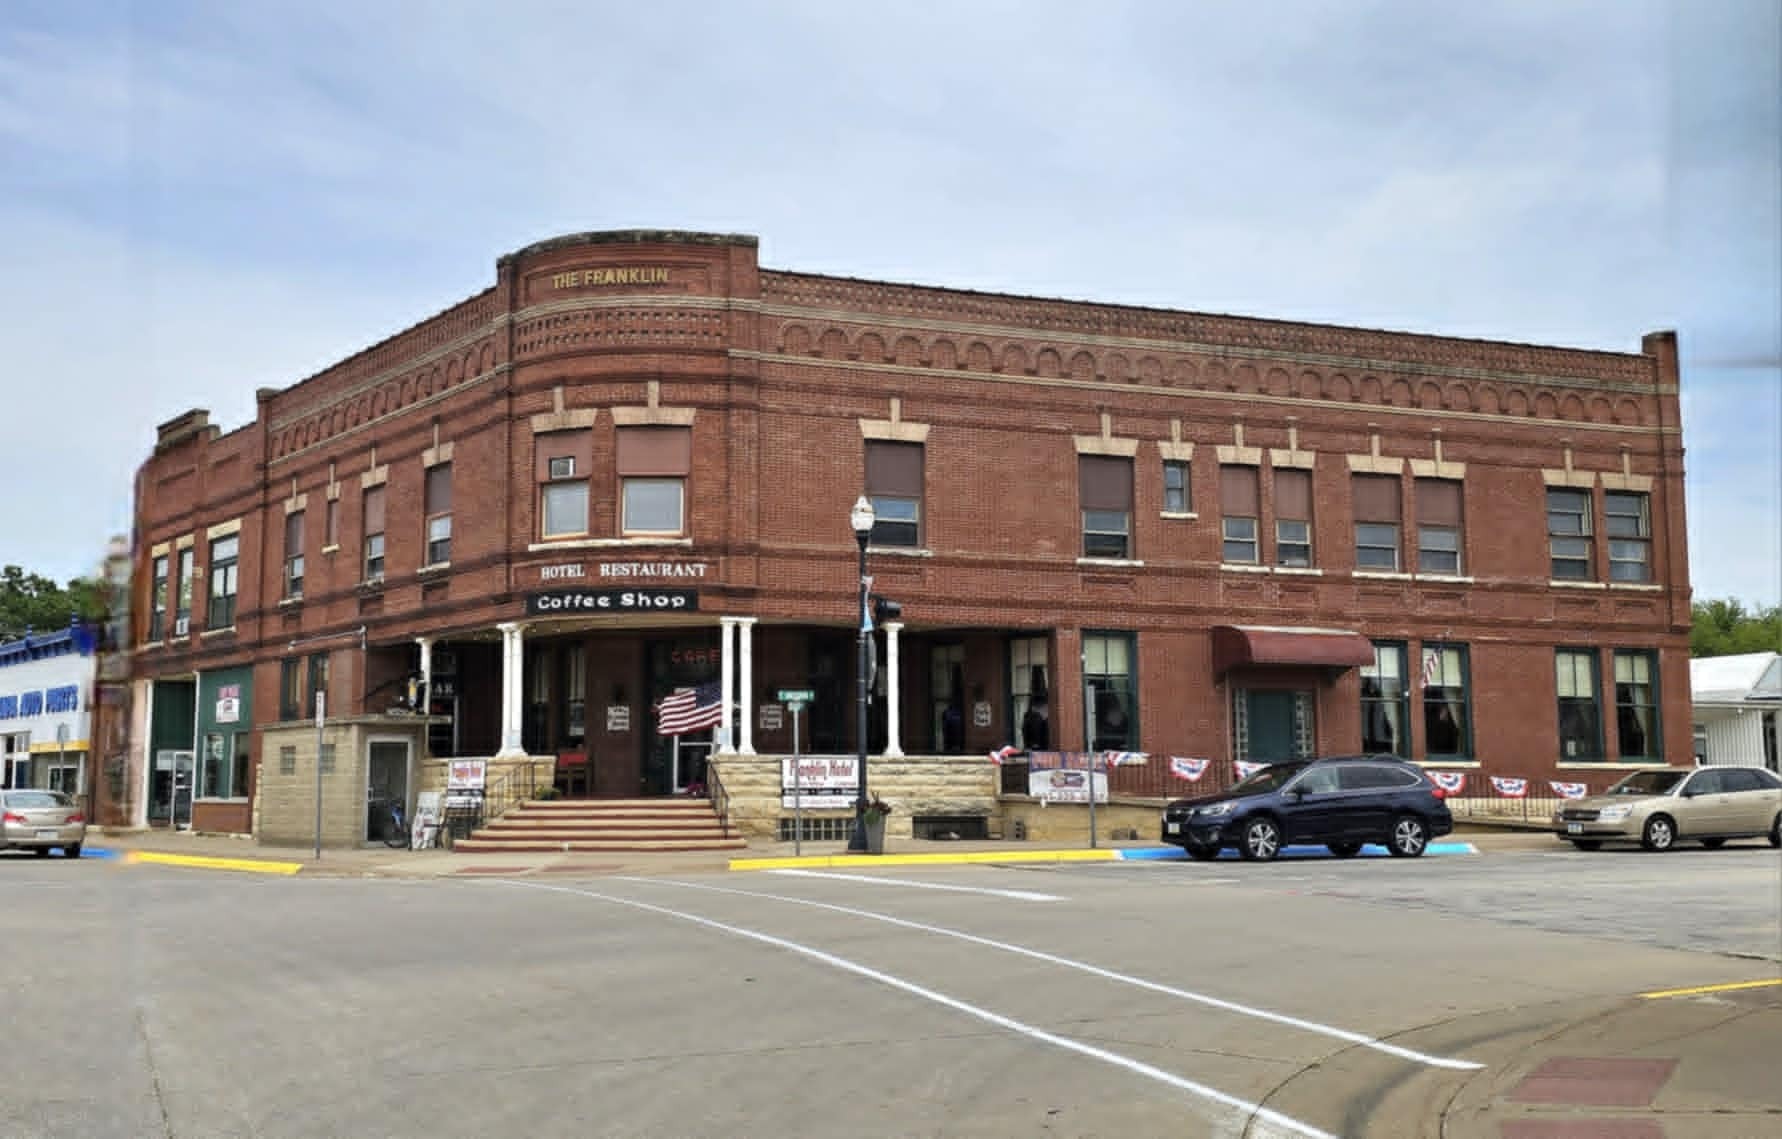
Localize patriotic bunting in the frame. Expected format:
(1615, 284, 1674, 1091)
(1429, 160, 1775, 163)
(1099, 751, 1149, 767)
(1428, 772, 1467, 794)
(1234, 760, 1268, 780)
(1550, 781, 1589, 800)
(1489, 776, 1528, 798)
(1170, 757, 1210, 781)
(987, 745, 1019, 765)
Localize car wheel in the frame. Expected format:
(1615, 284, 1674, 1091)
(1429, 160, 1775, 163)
(1641, 814, 1676, 852)
(1184, 842, 1220, 861)
(1239, 817, 1281, 862)
(1327, 841, 1362, 858)
(1700, 837, 1727, 850)
(1387, 815, 1428, 858)
(1570, 839, 1603, 851)
(33, 846, 50, 858)
(65, 844, 81, 859)
(1770, 813, 1780, 849)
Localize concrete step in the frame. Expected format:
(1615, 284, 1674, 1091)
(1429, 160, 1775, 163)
(477, 827, 735, 841)
(518, 799, 715, 811)
(452, 836, 749, 853)
(490, 813, 724, 827)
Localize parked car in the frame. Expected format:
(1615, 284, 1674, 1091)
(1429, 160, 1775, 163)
(1160, 755, 1454, 861)
(1552, 765, 1782, 852)
(0, 789, 87, 858)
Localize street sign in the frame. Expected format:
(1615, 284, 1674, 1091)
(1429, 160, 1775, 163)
(777, 688, 815, 705)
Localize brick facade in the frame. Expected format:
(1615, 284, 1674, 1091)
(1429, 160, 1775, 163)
(123, 230, 1692, 837)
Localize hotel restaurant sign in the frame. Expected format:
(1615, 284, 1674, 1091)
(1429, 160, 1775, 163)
(525, 560, 710, 616)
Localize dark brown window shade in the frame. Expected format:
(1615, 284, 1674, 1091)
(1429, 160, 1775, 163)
(1219, 465, 1260, 517)
(536, 429, 593, 481)
(1416, 479, 1463, 525)
(284, 511, 303, 553)
(1078, 456, 1134, 511)
(363, 486, 386, 533)
(865, 441, 924, 496)
(1274, 469, 1312, 521)
(1352, 474, 1402, 522)
(616, 427, 691, 476)
(425, 464, 452, 514)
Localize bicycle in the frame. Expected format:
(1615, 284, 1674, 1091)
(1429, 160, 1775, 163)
(371, 797, 410, 848)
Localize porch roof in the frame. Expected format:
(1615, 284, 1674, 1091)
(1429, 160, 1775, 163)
(1211, 625, 1375, 675)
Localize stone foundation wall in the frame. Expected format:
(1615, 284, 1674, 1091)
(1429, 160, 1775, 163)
(710, 754, 999, 839)
(998, 798, 1162, 844)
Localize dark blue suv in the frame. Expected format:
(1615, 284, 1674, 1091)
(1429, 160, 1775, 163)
(1161, 755, 1453, 861)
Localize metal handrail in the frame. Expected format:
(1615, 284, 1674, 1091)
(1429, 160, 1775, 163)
(707, 758, 732, 838)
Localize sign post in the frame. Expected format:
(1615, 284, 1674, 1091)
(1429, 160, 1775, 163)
(779, 689, 813, 856)
(313, 691, 325, 861)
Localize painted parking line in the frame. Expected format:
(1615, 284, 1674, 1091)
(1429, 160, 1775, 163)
(483, 877, 1338, 1139)
(770, 868, 1065, 901)
(1120, 842, 1479, 861)
(1640, 978, 1782, 1000)
(124, 851, 303, 875)
(629, 875, 1484, 1072)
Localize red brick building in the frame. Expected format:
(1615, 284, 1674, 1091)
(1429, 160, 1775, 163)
(114, 229, 1691, 838)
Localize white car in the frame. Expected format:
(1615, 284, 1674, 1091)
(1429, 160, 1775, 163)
(0, 789, 87, 858)
(1553, 766, 1782, 852)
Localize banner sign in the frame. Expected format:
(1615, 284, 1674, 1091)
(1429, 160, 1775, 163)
(448, 759, 487, 791)
(525, 588, 698, 616)
(1028, 768, 1108, 803)
(781, 756, 858, 809)
(1170, 757, 1210, 781)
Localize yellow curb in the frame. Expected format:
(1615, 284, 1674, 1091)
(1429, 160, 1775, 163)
(124, 851, 304, 876)
(1639, 977, 1782, 1000)
(730, 849, 1121, 871)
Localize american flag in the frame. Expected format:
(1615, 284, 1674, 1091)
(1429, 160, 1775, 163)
(657, 680, 724, 736)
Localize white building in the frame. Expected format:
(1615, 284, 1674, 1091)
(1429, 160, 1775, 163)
(0, 622, 98, 796)
(1690, 651, 1780, 771)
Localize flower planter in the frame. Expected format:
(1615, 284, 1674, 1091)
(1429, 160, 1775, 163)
(863, 815, 886, 854)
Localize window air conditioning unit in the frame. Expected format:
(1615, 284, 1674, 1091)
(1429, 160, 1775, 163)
(549, 457, 576, 479)
(174, 617, 190, 637)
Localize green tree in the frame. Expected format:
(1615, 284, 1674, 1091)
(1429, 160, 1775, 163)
(1691, 598, 1782, 657)
(0, 565, 104, 641)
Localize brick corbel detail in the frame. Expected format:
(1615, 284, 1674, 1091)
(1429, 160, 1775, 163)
(1541, 442, 1597, 488)
(1074, 410, 1139, 457)
(1157, 418, 1195, 462)
(1346, 425, 1405, 474)
(531, 385, 599, 434)
(612, 379, 696, 427)
(860, 396, 930, 443)
(1269, 417, 1315, 470)
(1408, 429, 1466, 479)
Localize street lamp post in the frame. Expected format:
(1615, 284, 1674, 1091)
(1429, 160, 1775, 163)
(848, 495, 875, 852)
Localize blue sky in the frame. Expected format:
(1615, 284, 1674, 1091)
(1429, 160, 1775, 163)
(2, 0, 1777, 605)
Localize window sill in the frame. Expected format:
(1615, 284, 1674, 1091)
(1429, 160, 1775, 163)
(1354, 570, 1413, 581)
(195, 797, 252, 805)
(1077, 556, 1146, 568)
(1608, 582, 1663, 592)
(141, 639, 164, 649)
(1219, 563, 1269, 574)
(321, 544, 340, 555)
(1416, 573, 1476, 584)
(1159, 511, 1198, 520)
(1549, 580, 1607, 590)
(277, 597, 303, 609)
(199, 627, 236, 638)
(1556, 761, 1672, 769)
(418, 562, 452, 577)
(357, 578, 386, 593)
(1414, 760, 1481, 768)
(527, 537, 693, 552)
(868, 545, 934, 558)
(1274, 566, 1324, 576)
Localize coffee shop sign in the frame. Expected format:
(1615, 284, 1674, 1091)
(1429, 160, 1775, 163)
(540, 561, 711, 582)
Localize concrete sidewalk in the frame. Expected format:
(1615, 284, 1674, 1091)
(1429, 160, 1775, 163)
(86, 822, 1558, 877)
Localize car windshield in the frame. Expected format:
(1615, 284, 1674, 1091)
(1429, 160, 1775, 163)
(1228, 764, 1306, 794)
(1607, 770, 1684, 796)
(4, 790, 71, 809)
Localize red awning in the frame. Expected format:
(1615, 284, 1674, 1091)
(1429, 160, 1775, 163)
(1211, 625, 1375, 675)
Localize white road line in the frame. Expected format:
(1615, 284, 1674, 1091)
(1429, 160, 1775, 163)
(479, 878, 1336, 1139)
(769, 868, 1065, 901)
(624, 876, 1484, 1072)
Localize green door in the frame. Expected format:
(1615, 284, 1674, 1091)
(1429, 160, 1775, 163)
(1245, 690, 1300, 762)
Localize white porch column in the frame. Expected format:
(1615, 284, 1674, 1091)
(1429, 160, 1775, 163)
(884, 622, 905, 757)
(415, 636, 434, 758)
(717, 617, 737, 755)
(496, 622, 526, 757)
(738, 618, 757, 755)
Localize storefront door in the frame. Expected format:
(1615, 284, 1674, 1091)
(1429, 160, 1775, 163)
(1238, 689, 1313, 762)
(365, 739, 412, 842)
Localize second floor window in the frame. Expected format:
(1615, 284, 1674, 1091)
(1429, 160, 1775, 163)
(538, 430, 592, 539)
(1547, 488, 1593, 580)
(1274, 469, 1312, 568)
(362, 485, 386, 582)
(1079, 455, 1134, 559)
(1163, 459, 1191, 513)
(618, 426, 691, 537)
(1220, 465, 1260, 563)
(424, 464, 452, 565)
(866, 440, 924, 547)
(284, 510, 305, 599)
(1352, 474, 1401, 571)
(174, 547, 194, 630)
(1415, 478, 1464, 575)
(207, 535, 239, 630)
(1361, 641, 1409, 756)
(1605, 491, 1651, 582)
(149, 554, 169, 640)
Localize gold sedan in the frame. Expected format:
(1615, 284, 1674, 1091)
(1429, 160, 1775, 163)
(1553, 766, 1782, 852)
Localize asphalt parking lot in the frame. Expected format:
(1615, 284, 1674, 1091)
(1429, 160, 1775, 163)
(2, 843, 1777, 1138)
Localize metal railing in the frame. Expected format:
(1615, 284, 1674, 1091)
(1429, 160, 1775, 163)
(999, 756, 1243, 801)
(707, 760, 732, 838)
(481, 761, 537, 823)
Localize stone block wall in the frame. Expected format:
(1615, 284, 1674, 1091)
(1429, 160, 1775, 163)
(710, 753, 998, 839)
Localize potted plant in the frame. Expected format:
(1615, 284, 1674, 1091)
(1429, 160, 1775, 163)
(861, 794, 892, 855)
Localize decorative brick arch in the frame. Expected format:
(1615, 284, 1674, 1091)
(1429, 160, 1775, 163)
(1535, 391, 1560, 419)
(333, 408, 345, 435)
(429, 366, 442, 396)
(1171, 358, 1200, 388)
(1138, 356, 1163, 383)
(1233, 364, 1259, 392)
(1506, 389, 1530, 416)
(781, 325, 812, 355)
(1418, 381, 1444, 409)
(372, 391, 386, 417)
(1036, 348, 1063, 378)
(1615, 397, 1643, 426)
(931, 339, 958, 369)
(818, 328, 850, 358)
(1106, 354, 1131, 384)
(446, 357, 463, 387)
(1205, 361, 1231, 390)
(1588, 396, 1612, 423)
(893, 335, 923, 366)
(1266, 367, 1292, 397)
(966, 341, 994, 371)
(400, 379, 413, 406)
(478, 343, 494, 374)
(856, 333, 887, 363)
(1297, 369, 1323, 399)
(1326, 373, 1353, 402)
(1559, 393, 1586, 421)
(999, 344, 1028, 375)
(1359, 375, 1383, 404)
(1386, 378, 1414, 407)
(1068, 350, 1096, 381)
(1446, 383, 1474, 412)
(1476, 385, 1501, 414)
(348, 403, 361, 428)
